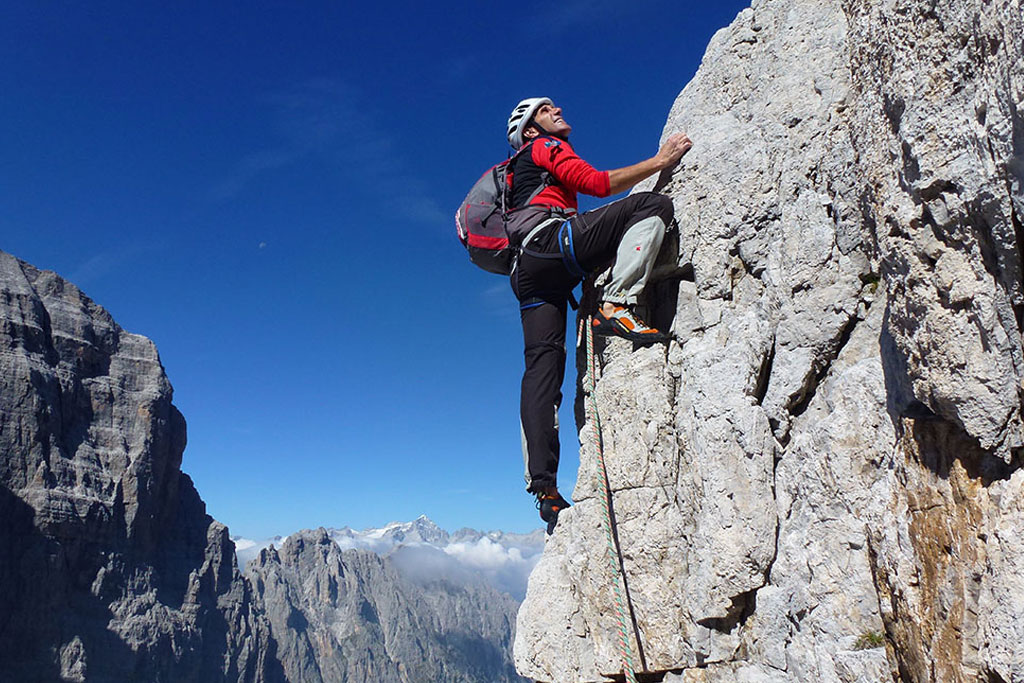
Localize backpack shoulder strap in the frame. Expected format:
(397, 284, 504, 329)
(503, 141, 539, 214)
(511, 139, 537, 161)
(503, 137, 561, 211)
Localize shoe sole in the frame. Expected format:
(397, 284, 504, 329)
(539, 499, 570, 534)
(592, 317, 671, 344)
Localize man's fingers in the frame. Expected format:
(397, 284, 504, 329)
(656, 133, 693, 169)
(667, 133, 693, 156)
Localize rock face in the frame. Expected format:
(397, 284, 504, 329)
(514, 0, 1024, 681)
(246, 529, 527, 683)
(0, 251, 281, 681)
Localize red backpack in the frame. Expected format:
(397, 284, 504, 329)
(455, 142, 548, 275)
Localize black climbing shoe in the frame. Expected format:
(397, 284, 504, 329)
(592, 304, 671, 344)
(536, 490, 571, 535)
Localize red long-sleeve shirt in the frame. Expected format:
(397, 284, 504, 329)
(511, 136, 611, 211)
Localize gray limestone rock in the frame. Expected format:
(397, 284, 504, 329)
(246, 528, 527, 683)
(0, 251, 281, 681)
(847, 0, 1024, 459)
(514, 0, 1024, 681)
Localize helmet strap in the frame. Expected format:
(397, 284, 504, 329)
(526, 120, 567, 143)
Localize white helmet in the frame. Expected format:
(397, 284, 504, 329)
(507, 97, 552, 149)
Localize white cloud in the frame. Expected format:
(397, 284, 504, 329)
(519, 0, 659, 39)
(440, 537, 541, 599)
(391, 540, 542, 601)
(233, 538, 259, 551)
(212, 78, 446, 225)
(232, 535, 286, 569)
(444, 537, 527, 571)
(211, 148, 299, 202)
(480, 280, 519, 321)
(66, 242, 162, 287)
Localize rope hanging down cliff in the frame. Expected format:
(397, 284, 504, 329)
(580, 314, 644, 683)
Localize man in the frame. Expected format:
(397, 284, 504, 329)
(503, 97, 692, 533)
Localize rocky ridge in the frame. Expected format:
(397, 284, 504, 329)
(234, 516, 545, 599)
(246, 528, 526, 683)
(0, 251, 281, 682)
(514, 0, 1024, 681)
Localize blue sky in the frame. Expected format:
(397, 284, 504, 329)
(2, 0, 750, 538)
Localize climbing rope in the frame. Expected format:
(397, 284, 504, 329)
(580, 314, 639, 683)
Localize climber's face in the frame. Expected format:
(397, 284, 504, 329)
(525, 103, 571, 140)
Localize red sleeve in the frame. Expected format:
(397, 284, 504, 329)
(530, 138, 611, 198)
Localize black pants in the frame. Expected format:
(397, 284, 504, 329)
(511, 192, 674, 493)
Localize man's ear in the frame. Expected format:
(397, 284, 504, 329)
(523, 124, 538, 141)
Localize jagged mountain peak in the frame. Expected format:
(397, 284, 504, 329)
(0, 251, 280, 681)
(361, 514, 448, 543)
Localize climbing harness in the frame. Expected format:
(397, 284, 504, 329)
(580, 314, 640, 683)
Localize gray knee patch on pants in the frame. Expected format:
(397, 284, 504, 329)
(602, 215, 667, 305)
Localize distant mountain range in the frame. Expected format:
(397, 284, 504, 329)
(233, 515, 546, 601)
(235, 517, 545, 682)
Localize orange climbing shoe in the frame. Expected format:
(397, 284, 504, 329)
(592, 304, 671, 343)
(536, 490, 571, 535)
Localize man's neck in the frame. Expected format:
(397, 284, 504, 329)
(528, 132, 568, 144)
